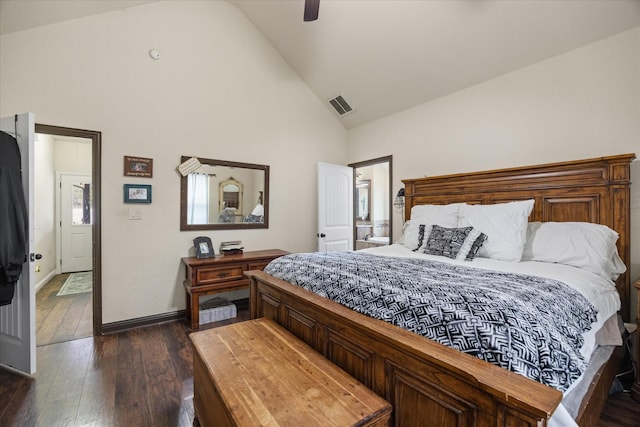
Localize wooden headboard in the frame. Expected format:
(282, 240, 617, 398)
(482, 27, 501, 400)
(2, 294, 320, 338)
(402, 153, 635, 322)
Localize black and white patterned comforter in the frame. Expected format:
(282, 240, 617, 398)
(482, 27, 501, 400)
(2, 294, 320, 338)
(264, 251, 598, 392)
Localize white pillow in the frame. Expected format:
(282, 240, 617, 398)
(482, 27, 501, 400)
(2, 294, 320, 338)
(458, 200, 534, 262)
(409, 203, 462, 228)
(403, 222, 432, 252)
(395, 220, 411, 244)
(522, 221, 626, 280)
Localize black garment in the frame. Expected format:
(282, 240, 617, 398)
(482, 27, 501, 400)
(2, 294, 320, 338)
(0, 130, 28, 306)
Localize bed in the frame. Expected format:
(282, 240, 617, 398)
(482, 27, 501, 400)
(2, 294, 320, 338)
(246, 153, 635, 427)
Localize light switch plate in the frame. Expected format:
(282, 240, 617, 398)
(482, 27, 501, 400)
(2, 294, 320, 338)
(129, 208, 142, 220)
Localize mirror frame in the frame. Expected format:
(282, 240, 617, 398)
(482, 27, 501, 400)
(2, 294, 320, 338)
(180, 156, 269, 230)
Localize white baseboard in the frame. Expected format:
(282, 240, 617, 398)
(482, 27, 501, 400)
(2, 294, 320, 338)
(36, 270, 57, 293)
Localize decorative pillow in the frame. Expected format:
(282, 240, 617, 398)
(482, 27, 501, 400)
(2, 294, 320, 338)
(458, 199, 534, 262)
(423, 225, 487, 261)
(403, 222, 432, 252)
(409, 203, 462, 228)
(522, 222, 626, 280)
(403, 203, 463, 251)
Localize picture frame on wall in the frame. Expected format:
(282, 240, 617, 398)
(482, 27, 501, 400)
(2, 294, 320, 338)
(124, 155, 153, 178)
(124, 184, 152, 203)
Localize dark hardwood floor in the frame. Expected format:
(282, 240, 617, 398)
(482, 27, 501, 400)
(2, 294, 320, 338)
(597, 391, 640, 427)
(0, 301, 637, 426)
(36, 273, 92, 346)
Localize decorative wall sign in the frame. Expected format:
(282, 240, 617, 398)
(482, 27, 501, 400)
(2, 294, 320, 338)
(124, 184, 152, 203)
(124, 156, 153, 178)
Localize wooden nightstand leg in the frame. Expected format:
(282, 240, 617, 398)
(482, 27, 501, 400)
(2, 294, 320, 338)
(191, 292, 200, 330)
(185, 290, 192, 327)
(633, 279, 640, 402)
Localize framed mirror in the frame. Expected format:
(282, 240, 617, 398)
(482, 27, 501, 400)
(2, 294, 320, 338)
(355, 180, 371, 221)
(180, 156, 269, 230)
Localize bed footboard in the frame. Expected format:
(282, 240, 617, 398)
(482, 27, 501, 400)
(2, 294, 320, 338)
(247, 270, 562, 427)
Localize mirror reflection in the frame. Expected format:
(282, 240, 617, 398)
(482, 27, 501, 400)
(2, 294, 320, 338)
(180, 157, 269, 230)
(350, 156, 392, 250)
(356, 180, 371, 221)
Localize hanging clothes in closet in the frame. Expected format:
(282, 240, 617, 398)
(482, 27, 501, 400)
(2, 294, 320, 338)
(0, 130, 28, 306)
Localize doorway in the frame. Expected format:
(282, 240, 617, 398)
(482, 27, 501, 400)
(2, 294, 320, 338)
(348, 156, 392, 250)
(34, 124, 102, 340)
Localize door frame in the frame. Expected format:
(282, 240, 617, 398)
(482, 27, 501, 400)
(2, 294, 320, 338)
(35, 124, 102, 336)
(348, 155, 393, 250)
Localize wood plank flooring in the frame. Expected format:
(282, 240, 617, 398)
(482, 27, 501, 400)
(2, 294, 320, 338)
(36, 273, 92, 346)
(0, 302, 638, 426)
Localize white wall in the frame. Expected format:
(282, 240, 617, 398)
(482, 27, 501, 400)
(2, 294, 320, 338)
(349, 27, 640, 321)
(371, 162, 389, 236)
(54, 139, 92, 174)
(0, 1, 347, 323)
(34, 134, 56, 289)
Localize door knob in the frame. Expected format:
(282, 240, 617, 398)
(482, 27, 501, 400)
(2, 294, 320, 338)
(30, 253, 42, 261)
(317, 233, 326, 238)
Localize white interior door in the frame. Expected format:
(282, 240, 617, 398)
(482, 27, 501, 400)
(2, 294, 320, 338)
(0, 113, 36, 375)
(317, 162, 353, 252)
(59, 173, 92, 273)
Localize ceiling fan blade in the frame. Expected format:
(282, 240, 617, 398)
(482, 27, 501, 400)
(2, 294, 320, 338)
(304, 0, 319, 21)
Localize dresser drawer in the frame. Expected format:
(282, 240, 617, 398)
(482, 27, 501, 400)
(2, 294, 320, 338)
(196, 265, 245, 285)
(247, 261, 270, 271)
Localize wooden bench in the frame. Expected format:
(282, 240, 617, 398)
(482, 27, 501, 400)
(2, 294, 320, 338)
(191, 318, 392, 426)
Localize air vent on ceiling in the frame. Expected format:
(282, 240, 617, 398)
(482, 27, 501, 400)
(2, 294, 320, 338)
(327, 95, 355, 117)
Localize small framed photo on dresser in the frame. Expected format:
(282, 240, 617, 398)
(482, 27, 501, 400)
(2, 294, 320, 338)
(193, 236, 215, 259)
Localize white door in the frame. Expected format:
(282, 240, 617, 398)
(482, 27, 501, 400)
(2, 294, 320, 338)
(0, 113, 36, 375)
(59, 173, 92, 273)
(317, 162, 353, 252)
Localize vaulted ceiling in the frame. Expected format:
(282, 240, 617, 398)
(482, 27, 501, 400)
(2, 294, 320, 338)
(1, 0, 639, 129)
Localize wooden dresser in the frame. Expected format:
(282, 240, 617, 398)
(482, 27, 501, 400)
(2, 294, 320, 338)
(182, 249, 288, 329)
(191, 318, 392, 427)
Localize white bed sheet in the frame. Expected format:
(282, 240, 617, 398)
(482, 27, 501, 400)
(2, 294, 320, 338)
(360, 244, 622, 427)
